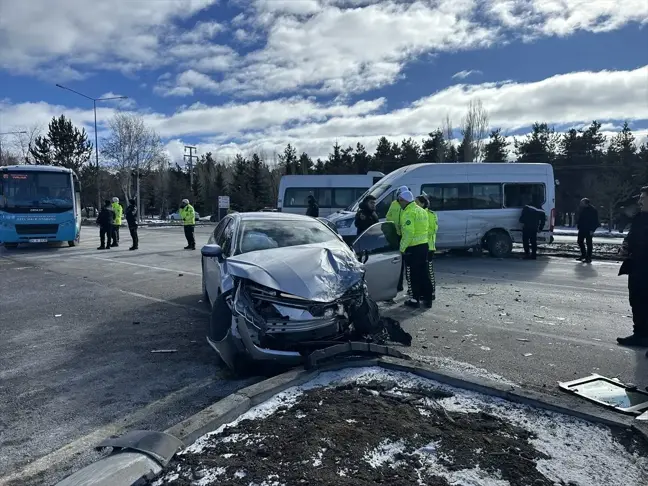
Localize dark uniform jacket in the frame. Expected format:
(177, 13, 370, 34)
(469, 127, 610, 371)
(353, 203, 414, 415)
(96, 207, 114, 229)
(577, 206, 599, 233)
(125, 204, 138, 228)
(354, 203, 379, 235)
(619, 213, 648, 276)
(519, 205, 546, 232)
(306, 201, 319, 217)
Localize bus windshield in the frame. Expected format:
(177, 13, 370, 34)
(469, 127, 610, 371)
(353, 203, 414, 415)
(0, 172, 73, 210)
(348, 183, 392, 212)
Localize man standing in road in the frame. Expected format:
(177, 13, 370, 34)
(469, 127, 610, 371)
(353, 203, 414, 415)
(180, 198, 196, 250)
(387, 185, 409, 292)
(306, 195, 319, 217)
(399, 190, 433, 309)
(576, 198, 599, 263)
(125, 198, 139, 251)
(519, 197, 546, 260)
(617, 187, 648, 348)
(111, 197, 123, 247)
(96, 200, 113, 250)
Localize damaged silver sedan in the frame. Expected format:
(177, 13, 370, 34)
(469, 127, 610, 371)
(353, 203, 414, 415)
(201, 212, 405, 374)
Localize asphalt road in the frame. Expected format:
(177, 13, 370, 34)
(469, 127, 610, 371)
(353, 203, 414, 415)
(0, 225, 642, 485)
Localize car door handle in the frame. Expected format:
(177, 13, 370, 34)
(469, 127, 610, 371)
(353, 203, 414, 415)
(391, 256, 400, 264)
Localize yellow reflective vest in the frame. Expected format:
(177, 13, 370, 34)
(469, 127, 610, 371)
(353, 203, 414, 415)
(427, 209, 438, 251)
(386, 200, 403, 235)
(112, 202, 123, 225)
(180, 204, 196, 226)
(399, 203, 429, 253)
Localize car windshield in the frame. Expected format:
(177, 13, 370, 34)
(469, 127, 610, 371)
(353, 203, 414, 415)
(237, 219, 340, 254)
(0, 171, 73, 209)
(348, 183, 392, 212)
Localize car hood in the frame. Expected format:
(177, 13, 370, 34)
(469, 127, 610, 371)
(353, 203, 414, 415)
(224, 244, 364, 302)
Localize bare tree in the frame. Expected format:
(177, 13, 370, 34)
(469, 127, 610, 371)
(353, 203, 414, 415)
(101, 113, 163, 215)
(459, 99, 489, 162)
(12, 124, 43, 164)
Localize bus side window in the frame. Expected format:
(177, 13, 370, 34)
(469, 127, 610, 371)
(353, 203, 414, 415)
(504, 183, 546, 208)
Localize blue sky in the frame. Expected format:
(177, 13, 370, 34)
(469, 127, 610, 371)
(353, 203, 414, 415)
(0, 0, 647, 163)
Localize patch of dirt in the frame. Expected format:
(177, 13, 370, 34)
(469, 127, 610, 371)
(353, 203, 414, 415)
(149, 380, 609, 486)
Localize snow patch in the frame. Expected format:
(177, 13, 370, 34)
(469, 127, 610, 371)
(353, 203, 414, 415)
(364, 439, 407, 468)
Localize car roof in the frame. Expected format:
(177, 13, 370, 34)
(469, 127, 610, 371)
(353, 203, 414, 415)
(235, 212, 321, 222)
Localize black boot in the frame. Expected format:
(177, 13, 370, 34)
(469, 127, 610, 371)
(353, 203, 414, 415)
(617, 334, 648, 347)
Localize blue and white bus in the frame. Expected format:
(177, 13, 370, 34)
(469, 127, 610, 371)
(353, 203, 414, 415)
(0, 165, 82, 248)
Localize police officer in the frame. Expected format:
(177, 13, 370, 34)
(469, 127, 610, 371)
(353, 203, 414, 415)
(399, 190, 433, 308)
(416, 194, 438, 301)
(519, 196, 546, 260)
(96, 200, 114, 250)
(111, 197, 123, 247)
(180, 198, 196, 250)
(387, 185, 409, 292)
(125, 198, 138, 251)
(617, 186, 648, 348)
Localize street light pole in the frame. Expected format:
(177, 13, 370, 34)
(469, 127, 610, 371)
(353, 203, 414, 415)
(55, 84, 128, 210)
(0, 131, 27, 165)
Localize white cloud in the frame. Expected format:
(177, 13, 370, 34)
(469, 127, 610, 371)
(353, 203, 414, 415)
(452, 69, 483, 79)
(489, 0, 648, 36)
(98, 92, 136, 109)
(0, 0, 218, 76)
(1, 66, 647, 163)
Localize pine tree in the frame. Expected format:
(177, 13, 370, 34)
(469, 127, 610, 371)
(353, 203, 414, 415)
(298, 152, 313, 175)
(327, 142, 343, 173)
(399, 138, 421, 167)
(372, 137, 392, 172)
(421, 130, 446, 163)
(278, 144, 298, 175)
(514, 123, 559, 164)
(29, 115, 93, 172)
(230, 154, 253, 211)
(352, 143, 371, 173)
(482, 129, 509, 162)
(249, 153, 271, 209)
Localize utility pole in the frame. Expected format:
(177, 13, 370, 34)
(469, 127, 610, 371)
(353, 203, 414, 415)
(56, 84, 128, 210)
(184, 145, 198, 197)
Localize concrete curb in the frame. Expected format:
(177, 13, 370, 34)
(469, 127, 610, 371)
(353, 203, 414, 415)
(56, 356, 645, 485)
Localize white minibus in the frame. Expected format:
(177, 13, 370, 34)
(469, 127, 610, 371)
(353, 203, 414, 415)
(277, 172, 384, 217)
(326, 163, 556, 257)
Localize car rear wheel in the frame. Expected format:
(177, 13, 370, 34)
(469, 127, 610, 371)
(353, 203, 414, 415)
(487, 231, 512, 258)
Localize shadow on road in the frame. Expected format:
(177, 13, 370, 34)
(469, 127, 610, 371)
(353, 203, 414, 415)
(572, 262, 599, 280)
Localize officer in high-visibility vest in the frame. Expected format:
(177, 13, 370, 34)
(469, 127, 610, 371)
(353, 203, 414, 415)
(111, 197, 123, 247)
(399, 190, 433, 308)
(416, 194, 438, 301)
(179, 198, 196, 250)
(386, 185, 409, 292)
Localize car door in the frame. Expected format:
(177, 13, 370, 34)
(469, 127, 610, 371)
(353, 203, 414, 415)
(352, 221, 401, 302)
(204, 217, 232, 301)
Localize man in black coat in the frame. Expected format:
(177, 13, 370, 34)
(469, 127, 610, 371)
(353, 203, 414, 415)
(306, 195, 319, 217)
(354, 195, 379, 236)
(618, 186, 648, 348)
(125, 198, 139, 251)
(519, 198, 546, 260)
(96, 200, 114, 250)
(576, 198, 599, 263)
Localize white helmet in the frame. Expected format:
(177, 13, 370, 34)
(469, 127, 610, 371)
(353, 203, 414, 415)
(181, 198, 190, 205)
(112, 197, 119, 203)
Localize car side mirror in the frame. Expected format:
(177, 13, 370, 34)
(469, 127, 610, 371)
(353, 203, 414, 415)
(201, 244, 223, 260)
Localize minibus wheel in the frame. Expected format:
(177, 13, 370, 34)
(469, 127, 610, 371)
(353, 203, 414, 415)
(486, 231, 512, 258)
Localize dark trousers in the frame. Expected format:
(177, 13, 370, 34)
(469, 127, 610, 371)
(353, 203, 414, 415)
(99, 227, 111, 248)
(129, 226, 139, 249)
(111, 225, 120, 246)
(184, 225, 195, 248)
(629, 272, 648, 336)
(405, 243, 433, 302)
(397, 257, 405, 291)
(428, 251, 436, 296)
(577, 230, 593, 259)
(522, 228, 537, 257)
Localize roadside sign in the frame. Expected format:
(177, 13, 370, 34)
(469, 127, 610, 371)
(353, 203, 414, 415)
(218, 196, 230, 209)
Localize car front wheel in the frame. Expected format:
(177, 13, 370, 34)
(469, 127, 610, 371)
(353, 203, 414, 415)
(209, 293, 252, 376)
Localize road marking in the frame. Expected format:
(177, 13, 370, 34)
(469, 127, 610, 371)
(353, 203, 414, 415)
(119, 289, 211, 315)
(0, 377, 219, 486)
(85, 256, 201, 276)
(437, 271, 627, 295)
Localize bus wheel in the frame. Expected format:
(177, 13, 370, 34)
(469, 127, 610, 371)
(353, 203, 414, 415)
(487, 231, 512, 258)
(68, 240, 77, 247)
